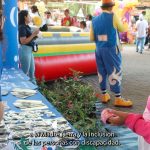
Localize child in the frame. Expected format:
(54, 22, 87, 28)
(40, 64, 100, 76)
(138, 96, 150, 150)
(44, 11, 55, 26)
(101, 96, 150, 149)
(80, 21, 88, 32)
(61, 9, 73, 26)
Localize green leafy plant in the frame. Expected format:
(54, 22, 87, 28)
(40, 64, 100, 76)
(38, 70, 98, 132)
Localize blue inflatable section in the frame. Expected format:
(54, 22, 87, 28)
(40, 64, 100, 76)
(2, 0, 18, 68)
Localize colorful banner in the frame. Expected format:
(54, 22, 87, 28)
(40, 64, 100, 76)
(2, 0, 19, 68)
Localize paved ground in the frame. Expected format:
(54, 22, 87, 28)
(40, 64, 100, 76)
(83, 45, 150, 114)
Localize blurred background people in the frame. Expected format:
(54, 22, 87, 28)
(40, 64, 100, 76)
(30, 5, 42, 27)
(61, 9, 73, 26)
(86, 14, 92, 32)
(72, 16, 80, 27)
(44, 11, 55, 26)
(145, 24, 150, 48)
(80, 21, 88, 32)
(136, 14, 148, 54)
(30, 5, 40, 18)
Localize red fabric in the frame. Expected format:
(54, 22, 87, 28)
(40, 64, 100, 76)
(125, 113, 150, 144)
(61, 16, 73, 26)
(35, 53, 97, 81)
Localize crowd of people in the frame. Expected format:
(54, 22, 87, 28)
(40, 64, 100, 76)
(135, 11, 149, 54)
(28, 5, 150, 49)
(25, 5, 93, 32)
(127, 11, 150, 54)
(19, 4, 150, 51)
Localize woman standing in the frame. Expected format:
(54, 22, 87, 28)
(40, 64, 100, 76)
(18, 10, 39, 84)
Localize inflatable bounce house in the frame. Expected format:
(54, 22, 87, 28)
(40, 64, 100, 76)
(34, 32, 96, 81)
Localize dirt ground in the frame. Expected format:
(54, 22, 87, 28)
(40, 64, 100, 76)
(83, 45, 150, 114)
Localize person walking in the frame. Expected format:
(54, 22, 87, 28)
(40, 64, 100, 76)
(135, 14, 148, 54)
(18, 10, 39, 84)
(90, 0, 132, 107)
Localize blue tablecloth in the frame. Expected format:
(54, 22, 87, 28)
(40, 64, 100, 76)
(1, 68, 83, 150)
(1, 68, 37, 91)
(2, 68, 30, 81)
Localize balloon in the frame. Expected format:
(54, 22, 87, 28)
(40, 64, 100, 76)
(32, 16, 42, 27)
(119, 2, 124, 9)
(113, 0, 139, 43)
(93, 5, 101, 16)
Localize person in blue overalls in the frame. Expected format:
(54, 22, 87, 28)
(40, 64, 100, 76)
(90, 0, 133, 107)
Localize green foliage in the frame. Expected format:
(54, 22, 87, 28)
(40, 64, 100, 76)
(38, 70, 98, 132)
(145, 9, 150, 23)
(67, 3, 81, 16)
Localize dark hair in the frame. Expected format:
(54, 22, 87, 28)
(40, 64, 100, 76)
(31, 5, 38, 13)
(65, 9, 69, 13)
(18, 10, 28, 25)
(80, 21, 86, 28)
(87, 14, 92, 20)
(18, 7, 20, 12)
(101, 6, 113, 10)
(46, 11, 51, 15)
(142, 11, 146, 16)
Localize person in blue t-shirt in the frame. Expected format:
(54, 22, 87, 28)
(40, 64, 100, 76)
(18, 10, 39, 84)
